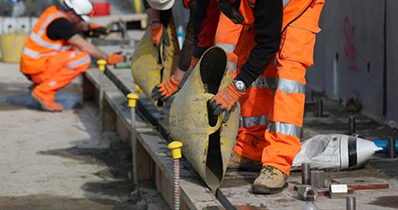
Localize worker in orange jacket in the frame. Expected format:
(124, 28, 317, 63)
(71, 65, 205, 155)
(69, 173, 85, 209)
(21, 0, 125, 112)
(193, 0, 324, 194)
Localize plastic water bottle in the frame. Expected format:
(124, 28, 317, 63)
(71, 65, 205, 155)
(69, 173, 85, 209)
(177, 26, 184, 50)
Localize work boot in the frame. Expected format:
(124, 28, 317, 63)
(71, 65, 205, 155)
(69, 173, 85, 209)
(252, 166, 288, 194)
(32, 90, 63, 112)
(228, 151, 262, 171)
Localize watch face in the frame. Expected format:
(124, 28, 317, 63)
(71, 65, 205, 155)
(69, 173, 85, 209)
(235, 81, 245, 91)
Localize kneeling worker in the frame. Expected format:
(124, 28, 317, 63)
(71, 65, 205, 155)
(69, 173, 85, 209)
(20, 0, 125, 112)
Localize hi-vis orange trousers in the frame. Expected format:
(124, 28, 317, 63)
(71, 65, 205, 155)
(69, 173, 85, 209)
(27, 50, 91, 102)
(234, 0, 324, 175)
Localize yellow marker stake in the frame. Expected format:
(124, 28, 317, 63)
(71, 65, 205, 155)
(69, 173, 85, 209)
(135, 85, 143, 94)
(97, 59, 107, 72)
(168, 141, 183, 210)
(168, 141, 183, 159)
(128, 93, 139, 186)
(97, 59, 107, 132)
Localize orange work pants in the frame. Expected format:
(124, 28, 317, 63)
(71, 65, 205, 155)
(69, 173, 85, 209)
(215, 13, 242, 77)
(234, 0, 324, 175)
(27, 50, 91, 102)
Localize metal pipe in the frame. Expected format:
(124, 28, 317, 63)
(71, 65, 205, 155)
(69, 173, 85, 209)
(128, 93, 139, 186)
(346, 196, 356, 210)
(317, 99, 323, 117)
(302, 163, 311, 185)
(348, 116, 356, 135)
(310, 170, 326, 188)
(168, 141, 183, 210)
(388, 138, 395, 158)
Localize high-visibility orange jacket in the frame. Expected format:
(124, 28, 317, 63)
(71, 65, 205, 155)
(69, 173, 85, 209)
(20, 6, 72, 75)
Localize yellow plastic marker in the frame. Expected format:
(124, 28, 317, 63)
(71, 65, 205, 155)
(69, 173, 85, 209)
(168, 141, 183, 159)
(97, 59, 107, 72)
(135, 85, 143, 94)
(127, 93, 139, 108)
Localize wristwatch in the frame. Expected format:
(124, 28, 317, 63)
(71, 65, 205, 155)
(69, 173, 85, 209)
(233, 80, 247, 92)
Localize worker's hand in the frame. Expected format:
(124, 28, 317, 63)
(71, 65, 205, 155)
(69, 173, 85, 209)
(151, 75, 180, 101)
(209, 83, 245, 123)
(189, 56, 200, 69)
(107, 54, 125, 65)
(149, 22, 163, 46)
(88, 23, 108, 38)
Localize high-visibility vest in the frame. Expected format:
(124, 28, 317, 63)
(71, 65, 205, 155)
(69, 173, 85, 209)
(239, 0, 314, 31)
(20, 6, 72, 74)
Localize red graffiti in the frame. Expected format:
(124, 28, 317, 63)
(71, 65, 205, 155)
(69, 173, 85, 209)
(344, 17, 357, 71)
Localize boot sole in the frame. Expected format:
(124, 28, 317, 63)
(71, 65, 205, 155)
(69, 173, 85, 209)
(252, 182, 289, 194)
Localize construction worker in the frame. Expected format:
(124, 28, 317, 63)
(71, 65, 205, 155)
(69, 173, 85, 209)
(193, 0, 324, 194)
(20, 0, 125, 112)
(148, 0, 243, 101)
(146, 0, 196, 101)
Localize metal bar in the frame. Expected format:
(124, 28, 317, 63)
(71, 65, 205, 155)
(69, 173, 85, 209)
(388, 138, 395, 158)
(346, 196, 356, 210)
(317, 98, 323, 117)
(302, 163, 311, 185)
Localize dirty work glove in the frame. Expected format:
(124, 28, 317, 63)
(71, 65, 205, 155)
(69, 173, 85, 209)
(151, 75, 180, 101)
(107, 54, 125, 65)
(189, 56, 200, 69)
(88, 23, 108, 38)
(150, 21, 163, 46)
(209, 83, 245, 123)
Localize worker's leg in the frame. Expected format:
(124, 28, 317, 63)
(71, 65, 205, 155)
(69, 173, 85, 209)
(32, 50, 91, 110)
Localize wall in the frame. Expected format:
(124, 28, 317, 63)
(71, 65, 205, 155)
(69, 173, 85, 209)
(308, 0, 389, 122)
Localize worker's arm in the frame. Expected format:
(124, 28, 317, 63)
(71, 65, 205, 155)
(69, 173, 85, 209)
(236, 0, 282, 86)
(192, 0, 220, 59)
(67, 34, 108, 60)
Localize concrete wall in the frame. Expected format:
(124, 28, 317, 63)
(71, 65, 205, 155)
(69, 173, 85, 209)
(308, 0, 390, 122)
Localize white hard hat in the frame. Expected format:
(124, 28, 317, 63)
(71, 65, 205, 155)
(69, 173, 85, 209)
(64, 0, 94, 22)
(146, 0, 175, 10)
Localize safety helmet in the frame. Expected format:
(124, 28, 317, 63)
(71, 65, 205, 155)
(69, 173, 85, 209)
(146, 0, 175, 10)
(64, 0, 94, 22)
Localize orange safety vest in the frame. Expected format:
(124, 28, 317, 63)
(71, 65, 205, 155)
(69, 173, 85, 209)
(238, 0, 315, 30)
(20, 6, 72, 75)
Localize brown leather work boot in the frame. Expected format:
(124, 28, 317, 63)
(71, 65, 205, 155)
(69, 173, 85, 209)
(252, 166, 288, 194)
(228, 151, 261, 171)
(32, 90, 63, 112)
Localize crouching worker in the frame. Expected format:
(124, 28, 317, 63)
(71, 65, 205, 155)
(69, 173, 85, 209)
(20, 0, 124, 112)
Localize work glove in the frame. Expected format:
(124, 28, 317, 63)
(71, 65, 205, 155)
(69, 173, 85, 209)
(149, 22, 163, 47)
(189, 56, 200, 69)
(209, 83, 245, 123)
(151, 75, 181, 101)
(107, 54, 125, 65)
(88, 23, 108, 38)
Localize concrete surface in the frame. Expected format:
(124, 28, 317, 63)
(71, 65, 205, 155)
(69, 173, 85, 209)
(0, 63, 168, 209)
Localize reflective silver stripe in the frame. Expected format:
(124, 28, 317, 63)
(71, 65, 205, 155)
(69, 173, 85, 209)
(277, 78, 306, 94)
(23, 47, 41, 58)
(215, 43, 236, 53)
(283, 0, 292, 7)
(30, 33, 64, 51)
(37, 12, 63, 36)
(242, 115, 268, 127)
(251, 76, 275, 88)
(229, 62, 237, 71)
(68, 56, 91, 68)
(267, 121, 301, 138)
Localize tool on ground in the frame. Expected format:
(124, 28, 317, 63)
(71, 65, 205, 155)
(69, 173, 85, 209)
(330, 184, 348, 199)
(310, 170, 326, 188)
(316, 98, 323, 117)
(302, 163, 311, 185)
(168, 141, 183, 210)
(348, 116, 356, 135)
(128, 93, 139, 186)
(292, 134, 382, 171)
(169, 47, 239, 191)
(97, 59, 107, 131)
(388, 138, 395, 158)
(346, 196, 356, 210)
(297, 185, 318, 201)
